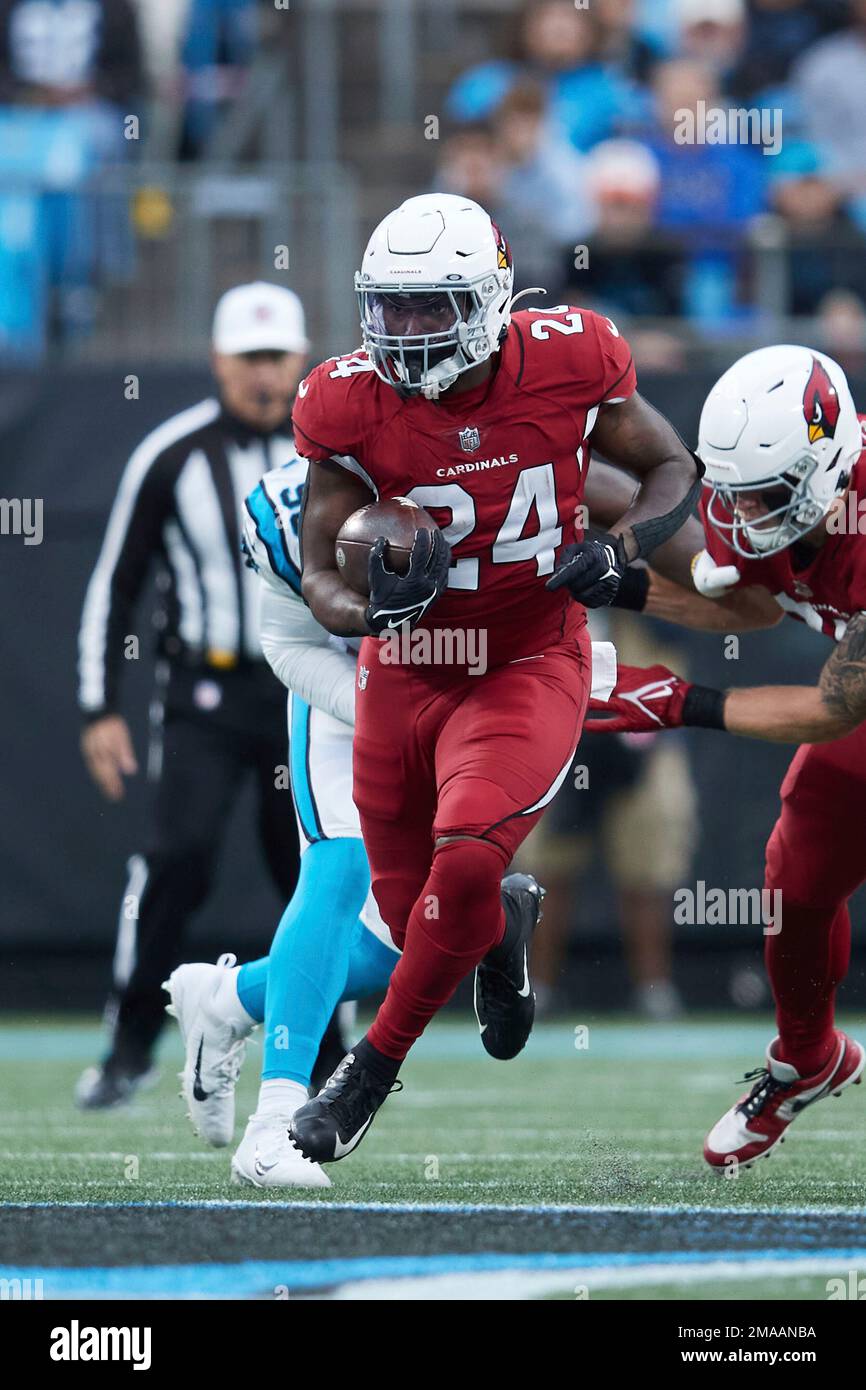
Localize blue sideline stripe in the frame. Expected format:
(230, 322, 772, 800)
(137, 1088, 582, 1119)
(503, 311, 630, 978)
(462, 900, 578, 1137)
(4, 1248, 866, 1299)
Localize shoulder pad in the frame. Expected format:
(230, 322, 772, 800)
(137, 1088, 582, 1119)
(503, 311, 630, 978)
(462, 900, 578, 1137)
(242, 459, 307, 595)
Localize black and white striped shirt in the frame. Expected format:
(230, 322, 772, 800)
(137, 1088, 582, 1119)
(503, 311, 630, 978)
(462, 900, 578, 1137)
(78, 399, 298, 718)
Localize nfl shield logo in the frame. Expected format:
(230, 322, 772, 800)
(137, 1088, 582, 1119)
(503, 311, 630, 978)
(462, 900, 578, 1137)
(458, 426, 480, 454)
(358, 665, 369, 691)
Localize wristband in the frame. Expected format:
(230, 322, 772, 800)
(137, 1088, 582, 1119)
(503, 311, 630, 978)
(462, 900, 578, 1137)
(610, 564, 649, 612)
(81, 707, 114, 725)
(682, 684, 727, 730)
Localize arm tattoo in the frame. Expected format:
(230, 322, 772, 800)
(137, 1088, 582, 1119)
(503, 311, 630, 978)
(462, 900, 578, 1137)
(819, 613, 866, 727)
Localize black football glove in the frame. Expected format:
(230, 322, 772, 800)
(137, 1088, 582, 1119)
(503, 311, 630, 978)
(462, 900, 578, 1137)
(365, 528, 452, 635)
(546, 532, 628, 608)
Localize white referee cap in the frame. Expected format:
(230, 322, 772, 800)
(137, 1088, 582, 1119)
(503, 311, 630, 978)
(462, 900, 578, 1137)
(212, 282, 310, 355)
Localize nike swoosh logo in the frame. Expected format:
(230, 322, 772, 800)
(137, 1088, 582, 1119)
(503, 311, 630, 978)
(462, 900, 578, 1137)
(192, 1038, 212, 1102)
(254, 1155, 279, 1176)
(333, 1114, 374, 1159)
(516, 946, 531, 998)
(372, 602, 428, 629)
(297, 379, 309, 397)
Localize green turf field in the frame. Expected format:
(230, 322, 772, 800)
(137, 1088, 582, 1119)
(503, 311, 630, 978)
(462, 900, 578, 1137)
(2, 1014, 865, 1300)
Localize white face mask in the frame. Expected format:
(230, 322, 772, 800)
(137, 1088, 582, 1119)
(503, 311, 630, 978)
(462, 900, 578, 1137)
(705, 454, 835, 559)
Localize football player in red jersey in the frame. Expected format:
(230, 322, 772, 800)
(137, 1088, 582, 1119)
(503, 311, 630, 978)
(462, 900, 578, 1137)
(583, 344, 866, 1171)
(287, 193, 702, 1164)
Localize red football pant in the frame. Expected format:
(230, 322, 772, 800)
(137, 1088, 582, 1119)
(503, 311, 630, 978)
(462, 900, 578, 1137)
(353, 623, 592, 1061)
(764, 723, 866, 1076)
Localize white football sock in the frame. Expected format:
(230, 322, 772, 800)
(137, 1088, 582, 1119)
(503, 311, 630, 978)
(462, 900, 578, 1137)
(255, 1078, 308, 1122)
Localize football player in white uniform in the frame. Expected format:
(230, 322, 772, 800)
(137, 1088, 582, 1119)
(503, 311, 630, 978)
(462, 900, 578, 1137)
(164, 451, 400, 1187)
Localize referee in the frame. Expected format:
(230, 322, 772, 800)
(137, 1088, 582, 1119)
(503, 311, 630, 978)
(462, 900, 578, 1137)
(76, 282, 306, 1107)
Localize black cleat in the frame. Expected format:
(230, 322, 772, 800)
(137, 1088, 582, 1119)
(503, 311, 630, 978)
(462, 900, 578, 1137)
(74, 1059, 156, 1109)
(310, 1009, 349, 1096)
(290, 1043, 400, 1163)
(474, 872, 545, 1060)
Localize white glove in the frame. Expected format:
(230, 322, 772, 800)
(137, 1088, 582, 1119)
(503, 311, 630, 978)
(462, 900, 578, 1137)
(691, 548, 740, 598)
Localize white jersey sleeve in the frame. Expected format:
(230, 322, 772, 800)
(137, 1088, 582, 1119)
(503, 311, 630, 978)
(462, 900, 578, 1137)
(243, 455, 357, 726)
(258, 585, 357, 726)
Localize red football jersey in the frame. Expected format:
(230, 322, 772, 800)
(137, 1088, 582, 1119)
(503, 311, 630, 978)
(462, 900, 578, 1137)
(701, 418, 866, 641)
(293, 306, 636, 664)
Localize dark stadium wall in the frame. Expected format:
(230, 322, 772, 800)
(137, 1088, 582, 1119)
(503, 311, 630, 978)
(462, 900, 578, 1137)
(0, 366, 288, 1009)
(1, 366, 864, 1009)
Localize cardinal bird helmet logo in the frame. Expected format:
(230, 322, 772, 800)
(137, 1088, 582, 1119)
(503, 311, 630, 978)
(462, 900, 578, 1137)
(803, 356, 840, 445)
(491, 220, 511, 272)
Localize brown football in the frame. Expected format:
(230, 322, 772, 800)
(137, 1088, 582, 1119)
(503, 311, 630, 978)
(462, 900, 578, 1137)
(335, 496, 440, 596)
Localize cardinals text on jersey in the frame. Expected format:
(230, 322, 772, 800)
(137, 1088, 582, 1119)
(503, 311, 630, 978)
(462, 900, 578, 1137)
(292, 306, 636, 664)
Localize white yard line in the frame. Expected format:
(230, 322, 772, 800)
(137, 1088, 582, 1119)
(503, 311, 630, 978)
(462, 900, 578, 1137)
(328, 1254, 858, 1301)
(6, 1197, 866, 1215)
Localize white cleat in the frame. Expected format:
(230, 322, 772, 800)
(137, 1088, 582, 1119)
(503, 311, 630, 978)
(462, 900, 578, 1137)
(163, 954, 253, 1148)
(231, 1115, 331, 1189)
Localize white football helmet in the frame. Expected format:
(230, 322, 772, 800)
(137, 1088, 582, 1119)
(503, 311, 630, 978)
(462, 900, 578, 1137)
(699, 345, 861, 558)
(355, 193, 515, 399)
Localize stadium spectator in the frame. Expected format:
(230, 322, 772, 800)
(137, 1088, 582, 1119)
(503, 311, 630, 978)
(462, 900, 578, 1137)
(816, 289, 866, 378)
(596, 0, 664, 84)
(792, 0, 866, 225)
(0, 0, 144, 352)
(766, 141, 866, 317)
(446, 0, 649, 152)
(728, 0, 848, 102)
(434, 126, 505, 211)
(435, 86, 596, 297)
(563, 138, 683, 320)
(179, 0, 257, 158)
(0, 0, 143, 112)
(674, 0, 747, 86)
(492, 80, 597, 291)
(643, 58, 767, 321)
(132, 0, 189, 94)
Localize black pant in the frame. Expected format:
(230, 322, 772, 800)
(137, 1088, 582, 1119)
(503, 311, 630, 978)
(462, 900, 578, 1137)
(108, 661, 300, 1066)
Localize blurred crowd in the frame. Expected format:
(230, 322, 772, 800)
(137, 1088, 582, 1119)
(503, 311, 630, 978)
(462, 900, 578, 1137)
(0, 0, 258, 352)
(3, 0, 866, 366)
(437, 0, 866, 370)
